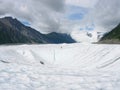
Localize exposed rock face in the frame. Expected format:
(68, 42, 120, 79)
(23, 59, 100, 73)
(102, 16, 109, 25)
(0, 17, 75, 44)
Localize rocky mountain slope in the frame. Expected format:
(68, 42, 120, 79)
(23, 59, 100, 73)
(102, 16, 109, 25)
(99, 24, 120, 44)
(0, 17, 75, 44)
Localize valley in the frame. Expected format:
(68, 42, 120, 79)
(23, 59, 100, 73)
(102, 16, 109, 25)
(0, 43, 120, 90)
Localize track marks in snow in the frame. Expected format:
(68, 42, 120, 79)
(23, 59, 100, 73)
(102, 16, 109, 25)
(0, 44, 120, 89)
(97, 57, 120, 69)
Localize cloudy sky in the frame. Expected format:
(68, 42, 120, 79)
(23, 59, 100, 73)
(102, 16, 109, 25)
(0, 0, 120, 38)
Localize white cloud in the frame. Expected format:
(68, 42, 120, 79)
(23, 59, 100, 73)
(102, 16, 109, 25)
(0, 0, 65, 33)
(85, 0, 120, 32)
(65, 0, 120, 42)
(0, 0, 120, 42)
(65, 0, 98, 8)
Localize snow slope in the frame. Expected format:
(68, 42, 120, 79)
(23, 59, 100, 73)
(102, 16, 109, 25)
(71, 30, 105, 43)
(71, 30, 98, 43)
(0, 43, 120, 90)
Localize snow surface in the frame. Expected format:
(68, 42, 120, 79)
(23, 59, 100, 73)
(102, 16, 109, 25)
(71, 30, 105, 43)
(71, 30, 98, 43)
(0, 43, 120, 90)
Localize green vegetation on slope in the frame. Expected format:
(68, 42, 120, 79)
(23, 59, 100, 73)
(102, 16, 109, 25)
(100, 24, 120, 44)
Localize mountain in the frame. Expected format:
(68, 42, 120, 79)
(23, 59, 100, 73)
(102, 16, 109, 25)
(0, 17, 75, 44)
(44, 32, 75, 43)
(99, 24, 120, 44)
(71, 30, 103, 43)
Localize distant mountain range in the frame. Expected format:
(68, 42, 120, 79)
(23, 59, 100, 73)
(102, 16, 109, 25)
(99, 24, 120, 44)
(0, 17, 75, 44)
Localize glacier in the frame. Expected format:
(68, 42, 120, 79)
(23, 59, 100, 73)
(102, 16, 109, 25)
(0, 43, 120, 90)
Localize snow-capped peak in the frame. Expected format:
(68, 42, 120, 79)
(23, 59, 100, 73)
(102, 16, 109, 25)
(71, 30, 97, 43)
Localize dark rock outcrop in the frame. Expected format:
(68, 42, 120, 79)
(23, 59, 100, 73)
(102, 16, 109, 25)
(0, 17, 75, 44)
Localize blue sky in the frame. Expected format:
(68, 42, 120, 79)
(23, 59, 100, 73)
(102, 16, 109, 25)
(85, 23, 95, 31)
(78, 23, 95, 31)
(0, 0, 120, 33)
(66, 5, 88, 21)
(0, 0, 120, 43)
(68, 13, 84, 20)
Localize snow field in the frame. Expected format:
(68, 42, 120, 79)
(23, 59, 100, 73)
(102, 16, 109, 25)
(0, 43, 120, 90)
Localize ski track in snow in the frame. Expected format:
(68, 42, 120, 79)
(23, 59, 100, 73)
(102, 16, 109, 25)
(0, 43, 120, 90)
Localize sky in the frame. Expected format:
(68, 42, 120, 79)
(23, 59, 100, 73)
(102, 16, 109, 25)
(0, 0, 120, 42)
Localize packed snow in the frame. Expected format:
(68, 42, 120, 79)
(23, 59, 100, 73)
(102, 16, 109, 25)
(0, 43, 120, 90)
